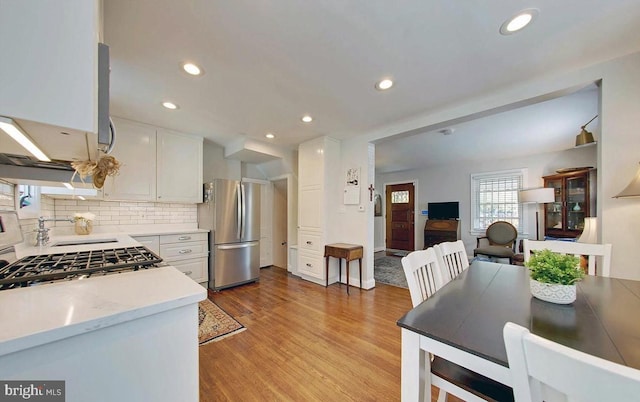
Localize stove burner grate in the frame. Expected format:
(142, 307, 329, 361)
(0, 246, 163, 290)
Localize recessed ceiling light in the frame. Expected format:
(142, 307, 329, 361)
(301, 115, 313, 123)
(375, 78, 394, 91)
(182, 62, 203, 76)
(500, 9, 538, 35)
(162, 101, 178, 110)
(265, 133, 275, 139)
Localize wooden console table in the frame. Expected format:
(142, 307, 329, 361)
(324, 243, 363, 294)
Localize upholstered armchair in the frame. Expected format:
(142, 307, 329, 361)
(473, 221, 518, 264)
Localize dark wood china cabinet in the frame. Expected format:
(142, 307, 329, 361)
(543, 169, 596, 239)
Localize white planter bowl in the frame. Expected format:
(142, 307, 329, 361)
(529, 279, 576, 304)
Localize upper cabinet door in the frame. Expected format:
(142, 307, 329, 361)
(103, 118, 157, 201)
(156, 129, 203, 203)
(0, 0, 99, 133)
(298, 138, 325, 188)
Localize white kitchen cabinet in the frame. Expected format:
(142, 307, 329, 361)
(104, 118, 157, 201)
(0, 0, 99, 134)
(297, 136, 340, 285)
(134, 232, 208, 285)
(157, 129, 203, 203)
(158, 232, 208, 285)
(102, 118, 203, 203)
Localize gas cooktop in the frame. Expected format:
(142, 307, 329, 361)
(0, 246, 163, 290)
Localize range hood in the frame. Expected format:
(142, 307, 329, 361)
(0, 153, 92, 185)
(0, 42, 113, 185)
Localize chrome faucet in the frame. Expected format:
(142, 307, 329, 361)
(35, 216, 74, 247)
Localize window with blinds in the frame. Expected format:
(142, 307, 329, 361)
(471, 169, 525, 232)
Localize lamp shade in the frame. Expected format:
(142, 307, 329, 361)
(519, 187, 555, 204)
(575, 128, 596, 147)
(575, 115, 598, 148)
(614, 163, 640, 198)
(578, 217, 597, 243)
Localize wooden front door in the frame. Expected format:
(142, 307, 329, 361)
(385, 183, 415, 251)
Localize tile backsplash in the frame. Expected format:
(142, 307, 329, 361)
(52, 199, 197, 227)
(0, 182, 197, 243)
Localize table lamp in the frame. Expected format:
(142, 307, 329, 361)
(614, 162, 640, 198)
(519, 187, 555, 240)
(578, 217, 597, 243)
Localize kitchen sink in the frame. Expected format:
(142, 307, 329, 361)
(50, 238, 118, 247)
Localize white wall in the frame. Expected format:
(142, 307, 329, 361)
(203, 140, 241, 182)
(376, 146, 597, 253)
(243, 149, 298, 180)
(335, 50, 640, 281)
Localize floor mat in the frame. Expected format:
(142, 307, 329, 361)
(374, 256, 408, 288)
(199, 298, 246, 345)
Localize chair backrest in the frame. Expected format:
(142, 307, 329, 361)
(485, 221, 518, 248)
(401, 247, 446, 307)
(503, 322, 640, 402)
(434, 240, 469, 283)
(523, 239, 612, 277)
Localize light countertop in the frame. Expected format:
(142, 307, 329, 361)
(14, 232, 142, 258)
(0, 266, 206, 357)
(15, 224, 209, 258)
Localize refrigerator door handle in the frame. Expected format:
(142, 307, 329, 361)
(217, 241, 259, 250)
(236, 182, 242, 240)
(240, 183, 246, 239)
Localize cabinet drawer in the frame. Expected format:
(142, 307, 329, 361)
(160, 232, 207, 244)
(169, 257, 207, 283)
(160, 241, 207, 260)
(299, 232, 322, 253)
(298, 252, 323, 277)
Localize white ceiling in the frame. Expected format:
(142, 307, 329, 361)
(103, 1, 640, 166)
(375, 85, 599, 173)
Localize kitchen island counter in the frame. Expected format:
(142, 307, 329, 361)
(0, 266, 205, 402)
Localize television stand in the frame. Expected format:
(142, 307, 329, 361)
(423, 219, 461, 249)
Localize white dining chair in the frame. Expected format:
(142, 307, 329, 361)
(402, 248, 513, 402)
(503, 322, 640, 402)
(523, 239, 612, 276)
(434, 240, 470, 283)
(401, 248, 447, 308)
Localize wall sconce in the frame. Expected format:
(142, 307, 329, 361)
(575, 115, 598, 148)
(614, 162, 640, 198)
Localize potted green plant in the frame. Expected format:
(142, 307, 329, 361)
(525, 249, 585, 304)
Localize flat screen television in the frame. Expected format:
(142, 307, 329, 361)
(428, 202, 459, 220)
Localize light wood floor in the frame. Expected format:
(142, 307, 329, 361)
(199, 266, 459, 401)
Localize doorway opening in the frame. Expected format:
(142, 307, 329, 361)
(385, 182, 415, 256)
(271, 178, 288, 270)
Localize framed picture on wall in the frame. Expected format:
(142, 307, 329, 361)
(374, 193, 382, 216)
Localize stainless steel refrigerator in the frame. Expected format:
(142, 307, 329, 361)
(197, 179, 260, 290)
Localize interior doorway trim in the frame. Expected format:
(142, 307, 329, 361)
(270, 174, 296, 273)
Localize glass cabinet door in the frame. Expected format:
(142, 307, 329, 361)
(545, 179, 563, 231)
(566, 176, 586, 231)
(543, 169, 595, 239)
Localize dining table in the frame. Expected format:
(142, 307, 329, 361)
(396, 260, 640, 401)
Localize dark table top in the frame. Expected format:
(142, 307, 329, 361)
(397, 261, 640, 369)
